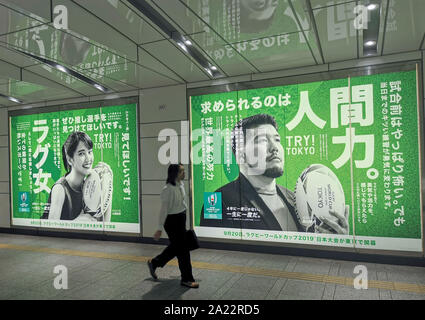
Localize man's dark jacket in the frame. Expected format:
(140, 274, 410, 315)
(200, 174, 305, 231)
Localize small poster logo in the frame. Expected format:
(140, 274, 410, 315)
(18, 192, 30, 213)
(204, 192, 222, 220)
(208, 194, 217, 206)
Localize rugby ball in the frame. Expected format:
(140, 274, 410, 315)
(93, 162, 113, 218)
(82, 170, 102, 214)
(294, 164, 345, 230)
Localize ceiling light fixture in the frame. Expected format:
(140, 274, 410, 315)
(204, 68, 213, 76)
(367, 4, 378, 10)
(362, 1, 380, 56)
(0, 93, 22, 103)
(210, 66, 217, 71)
(15, 50, 111, 93)
(8, 97, 21, 103)
(364, 40, 376, 47)
(177, 41, 187, 52)
(127, 0, 222, 78)
(55, 64, 68, 73)
(93, 84, 107, 92)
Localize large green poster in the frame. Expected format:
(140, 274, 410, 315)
(10, 103, 140, 233)
(190, 70, 423, 252)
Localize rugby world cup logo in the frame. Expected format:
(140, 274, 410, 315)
(19, 192, 30, 212)
(208, 193, 217, 207)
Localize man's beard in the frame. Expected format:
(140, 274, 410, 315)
(263, 166, 284, 178)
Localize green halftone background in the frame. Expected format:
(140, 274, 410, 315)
(190, 70, 421, 239)
(10, 104, 139, 225)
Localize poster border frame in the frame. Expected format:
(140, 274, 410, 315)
(187, 61, 424, 256)
(7, 96, 142, 236)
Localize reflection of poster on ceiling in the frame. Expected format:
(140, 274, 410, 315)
(6, 9, 128, 96)
(187, 0, 405, 68)
(188, 0, 317, 66)
(190, 69, 423, 252)
(10, 103, 140, 233)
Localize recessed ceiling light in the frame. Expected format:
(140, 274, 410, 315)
(55, 64, 68, 73)
(128, 0, 221, 78)
(364, 40, 376, 47)
(210, 66, 217, 71)
(177, 41, 187, 51)
(94, 84, 106, 92)
(367, 4, 378, 10)
(8, 96, 21, 103)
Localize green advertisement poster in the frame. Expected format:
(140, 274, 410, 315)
(190, 70, 423, 252)
(10, 103, 140, 233)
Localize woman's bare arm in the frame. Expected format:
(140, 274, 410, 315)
(48, 184, 65, 220)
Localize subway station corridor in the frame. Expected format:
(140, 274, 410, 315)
(0, 233, 424, 300)
(1, 0, 425, 304)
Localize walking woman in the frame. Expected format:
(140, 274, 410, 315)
(148, 164, 199, 288)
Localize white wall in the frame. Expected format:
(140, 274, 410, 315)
(139, 84, 191, 238)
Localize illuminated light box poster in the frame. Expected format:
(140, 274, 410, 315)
(10, 103, 140, 233)
(190, 70, 423, 252)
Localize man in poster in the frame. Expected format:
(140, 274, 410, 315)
(200, 114, 349, 234)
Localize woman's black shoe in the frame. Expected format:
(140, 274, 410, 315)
(147, 259, 158, 280)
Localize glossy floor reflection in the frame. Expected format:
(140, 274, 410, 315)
(0, 233, 424, 300)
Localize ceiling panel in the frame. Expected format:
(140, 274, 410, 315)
(182, 0, 310, 44)
(188, 32, 258, 77)
(76, 59, 180, 89)
(0, 0, 423, 108)
(240, 31, 318, 73)
(22, 68, 84, 93)
(24, 64, 101, 96)
(0, 95, 17, 106)
(0, 0, 50, 22)
(383, 0, 425, 54)
(0, 76, 17, 85)
(356, 0, 386, 59)
(138, 48, 185, 82)
(141, 40, 210, 82)
(0, 2, 47, 36)
(0, 44, 40, 67)
(113, 62, 181, 88)
(52, 0, 138, 61)
(311, 0, 355, 10)
(151, 0, 205, 35)
(73, 0, 167, 45)
(1, 25, 133, 79)
(76, 64, 139, 92)
(0, 80, 79, 103)
(0, 59, 21, 81)
(313, 1, 358, 63)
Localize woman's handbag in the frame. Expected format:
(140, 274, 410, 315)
(185, 229, 200, 251)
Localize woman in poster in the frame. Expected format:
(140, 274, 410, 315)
(42, 131, 113, 221)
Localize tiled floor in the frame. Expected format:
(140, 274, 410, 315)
(0, 233, 424, 300)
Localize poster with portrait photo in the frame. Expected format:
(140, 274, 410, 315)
(190, 70, 422, 252)
(9, 103, 140, 233)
